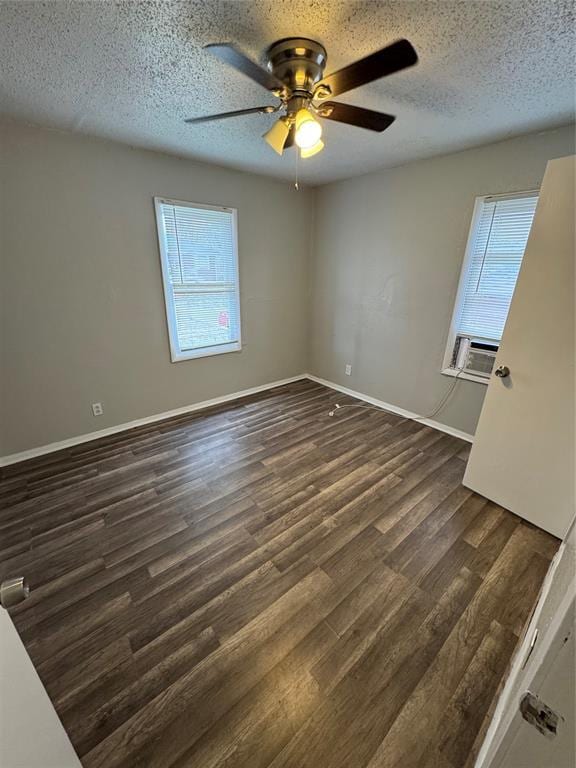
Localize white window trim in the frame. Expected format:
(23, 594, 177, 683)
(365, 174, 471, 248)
(441, 189, 538, 386)
(154, 197, 242, 363)
(441, 366, 492, 385)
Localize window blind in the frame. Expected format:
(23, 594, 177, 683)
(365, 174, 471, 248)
(155, 199, 241, 360)
(457, 192, 538, 341)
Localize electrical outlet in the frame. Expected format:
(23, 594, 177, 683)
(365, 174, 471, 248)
(345, 364, 352, 376)
(92, 402, 104, 416)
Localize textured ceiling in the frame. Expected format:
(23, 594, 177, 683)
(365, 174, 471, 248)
(1, 0, 574, 184)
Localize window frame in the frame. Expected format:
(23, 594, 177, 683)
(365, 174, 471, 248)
(154, 196, 242, 363)
(441, 189, 538, 385)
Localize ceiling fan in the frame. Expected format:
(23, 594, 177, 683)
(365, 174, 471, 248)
(185, 37, 418, 158)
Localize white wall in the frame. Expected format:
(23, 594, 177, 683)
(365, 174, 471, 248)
(0, 120, 313, 456)
(309, 125, 575, 436)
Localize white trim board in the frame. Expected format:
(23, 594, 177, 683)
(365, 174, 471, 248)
(306, 374, 474, 443)
(0, 375, 308, 468)
(0, 372, 474, 468)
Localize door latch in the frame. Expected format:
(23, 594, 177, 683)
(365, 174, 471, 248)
(520, 691, 561, 738)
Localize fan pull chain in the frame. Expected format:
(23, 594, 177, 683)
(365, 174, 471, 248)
(294, 148, 299, 191)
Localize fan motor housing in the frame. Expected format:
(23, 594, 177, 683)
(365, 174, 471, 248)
(266, 38, 327, 96)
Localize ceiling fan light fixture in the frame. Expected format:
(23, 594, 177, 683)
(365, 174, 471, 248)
(294, 108, 322, 149)
(300, 139, 324, 159)
(263, 117, 290, 155)
(192, 37, 416, 158)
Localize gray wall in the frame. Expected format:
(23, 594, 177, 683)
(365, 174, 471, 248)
(2, 120, 574, 456)
(309, 126, 575, 436)
(0, 120, 313, 455)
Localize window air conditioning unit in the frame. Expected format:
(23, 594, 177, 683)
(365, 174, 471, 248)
(453, 336, 498, 378)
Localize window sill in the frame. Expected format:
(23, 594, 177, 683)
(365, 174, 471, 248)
(171, 341, 241, 362)
(441, 368, 490, 386)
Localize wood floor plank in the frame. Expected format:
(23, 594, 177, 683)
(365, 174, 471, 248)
(310, 571, 419, 693)
(49, 636, 133, 709)
(362, 568, 484, 768)
(169, 621, 338, 768)
(435, 620, 518, 767)
(84, 568, 334, 768)
(72, 627, 220, 757)
(0, 381, 559, 768)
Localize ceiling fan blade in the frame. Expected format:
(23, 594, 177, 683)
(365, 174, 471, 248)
(317, 102, 395, 132)
(205, 43, 287, 94)
(316, 39, 418, 98)
(185, 106, 277, 124)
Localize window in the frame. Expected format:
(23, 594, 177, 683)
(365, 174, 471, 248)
(443, 190, 539, 383)
(154, 198, 241, 361)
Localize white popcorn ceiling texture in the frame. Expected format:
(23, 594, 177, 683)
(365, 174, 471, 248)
(1, 0, 574, 184)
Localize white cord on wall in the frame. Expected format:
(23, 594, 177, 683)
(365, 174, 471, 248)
(328, 367, 464, 423)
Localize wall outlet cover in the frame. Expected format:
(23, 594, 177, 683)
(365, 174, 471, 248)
(92, 402, 104, 416)
(345, 364, 352, 376)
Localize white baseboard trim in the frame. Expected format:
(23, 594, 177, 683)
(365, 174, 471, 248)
(0, 372, 473, 469)
(305, 374, 474, 443)
(0, 374, 308, 468)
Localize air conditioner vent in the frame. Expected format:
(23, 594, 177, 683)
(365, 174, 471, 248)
(453, 336, 498, 378)
(466, 348, 496, 377)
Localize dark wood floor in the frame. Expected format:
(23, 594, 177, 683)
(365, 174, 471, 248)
(0, 379, 558, 768)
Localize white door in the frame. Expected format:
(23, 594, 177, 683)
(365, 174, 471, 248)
(464, 156, 575, 539)
(0, 607, 82, 768)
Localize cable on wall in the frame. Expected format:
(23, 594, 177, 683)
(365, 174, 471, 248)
(328, 367, 464, 424)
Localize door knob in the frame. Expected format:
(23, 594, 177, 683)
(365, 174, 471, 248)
(495, 365, 510, 378)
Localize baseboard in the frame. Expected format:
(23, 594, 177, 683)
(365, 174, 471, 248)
(0, 374, 308, 468)
(0, 371, 473, 468)
(305, 373, 474, 443)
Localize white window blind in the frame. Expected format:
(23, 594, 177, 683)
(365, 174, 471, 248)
(154, 198, 241, 361)
(456, 191, 539, 341)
